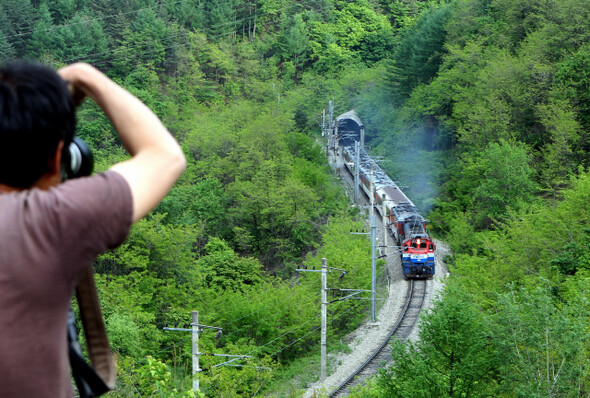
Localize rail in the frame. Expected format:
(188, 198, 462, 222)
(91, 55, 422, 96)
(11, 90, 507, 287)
(329, 279, 427, 397)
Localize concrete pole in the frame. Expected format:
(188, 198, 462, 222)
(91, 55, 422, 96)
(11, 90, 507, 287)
(192, 311, 200, 392)
(354, 141, 360, 205)
(321, 258, 327, 382)
(360, 127, 365, 149)
(333, 124, 338, 154)
(329, 100, 334, 126)
(382, 194, 388, 253)
(370, 169, 377, 323)
(325, 111, 331, 157)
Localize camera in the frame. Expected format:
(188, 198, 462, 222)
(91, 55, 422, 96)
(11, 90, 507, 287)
(62, 137, 94, 179)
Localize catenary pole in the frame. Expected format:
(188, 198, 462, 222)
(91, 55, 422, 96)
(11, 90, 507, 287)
(370, 168, 377, 323)
(164, 313, 229, 393)
(354, 140, 360, 205)
(383, 194, 388, 255)
(192, 311, 200, 392)
(321, 258, 327, 382)
(360, 125, 365, 149)
(296, 260, 352, 385)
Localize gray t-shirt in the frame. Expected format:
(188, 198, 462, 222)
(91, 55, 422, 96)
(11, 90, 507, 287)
(0, 171, 132, 397)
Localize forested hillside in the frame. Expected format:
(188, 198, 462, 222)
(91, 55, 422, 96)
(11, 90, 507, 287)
(4, 0, 590, 396)
(346, 0, 590, 396)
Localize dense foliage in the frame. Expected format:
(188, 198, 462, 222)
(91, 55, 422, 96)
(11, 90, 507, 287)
(341, 0, 590, 397)
(5, 0, 590, 395)
(1, 0, 417, 395)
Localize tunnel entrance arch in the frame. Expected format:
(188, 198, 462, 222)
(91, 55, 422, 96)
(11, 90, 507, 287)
(335, 110, 364, 148)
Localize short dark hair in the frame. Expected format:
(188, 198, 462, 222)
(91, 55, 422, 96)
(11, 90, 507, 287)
(0, 61, 76, 188)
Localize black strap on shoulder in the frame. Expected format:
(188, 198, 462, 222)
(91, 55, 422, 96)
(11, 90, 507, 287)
(68, 309, 109, 397)
(68, 266, 115, 397)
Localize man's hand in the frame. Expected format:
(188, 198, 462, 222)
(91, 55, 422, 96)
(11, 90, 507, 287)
(58, 63, 92, 106)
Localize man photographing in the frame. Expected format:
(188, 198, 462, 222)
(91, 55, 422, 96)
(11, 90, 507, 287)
(0, 62, 186, 396)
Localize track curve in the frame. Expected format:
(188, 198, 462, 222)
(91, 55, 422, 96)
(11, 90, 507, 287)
(329, 279, 427, 397)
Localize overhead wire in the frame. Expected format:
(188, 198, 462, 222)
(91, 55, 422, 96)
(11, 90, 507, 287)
(3, 0, 191, 42)
(153, 251, 386, 383)
(207, 244, 387, 363)
(244, 265, 387, 360)
(43, 13, 255, 69)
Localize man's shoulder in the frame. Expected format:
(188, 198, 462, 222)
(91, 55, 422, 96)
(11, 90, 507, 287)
(54, 170, 133, 224)
(51, 171, 131, 208)
(26, 171, 132, 245)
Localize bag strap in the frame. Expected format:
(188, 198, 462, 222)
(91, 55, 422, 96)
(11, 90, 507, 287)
(70, 266, 116, 397)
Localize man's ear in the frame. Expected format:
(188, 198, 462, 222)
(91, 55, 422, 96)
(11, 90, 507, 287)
(33, 140, 65, 190)
(50, 140, 65, 176)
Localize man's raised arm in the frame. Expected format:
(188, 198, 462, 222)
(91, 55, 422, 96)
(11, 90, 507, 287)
(58, 63, 186, 222)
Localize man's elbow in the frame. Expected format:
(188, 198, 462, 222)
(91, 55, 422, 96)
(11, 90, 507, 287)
(170, 148, 187, 178)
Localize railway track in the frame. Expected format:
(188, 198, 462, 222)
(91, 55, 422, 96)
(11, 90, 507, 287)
(329, 279, 427, 398)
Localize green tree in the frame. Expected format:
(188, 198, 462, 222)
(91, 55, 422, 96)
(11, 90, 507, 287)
(157, 178, 230, 237)
(205, 0, 238, 37)
(555, 43, 590, 131)
(550, 228, 590, 276)
(1, 0, 38, 56)
(495, 285, 590, 396)
(386, 3, 452, 102)
(95, 214, 202, 280)
(452, 139, 537, 228)
(277, 14, 309, 76)
(536, 96, 581, 195)
(491, 0, 557, 49)
(164, 0, 206, 31)
(0, 29, 16, 62)
(377, 287, 499, 397)
(196, 238, 263, 291)
(112, 9, 179, 75)
(472, 140, 537, 224)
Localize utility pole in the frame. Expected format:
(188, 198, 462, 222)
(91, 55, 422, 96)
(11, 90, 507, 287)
(382, 194, 388, 256)
(329, 100, 334, 128)
(163, 312, 223, 394)
(321, 258, 327, 382)
(354, 141, 360, 205)
(329, 100, 335, 155)
(192, 311, 200, 392)
(360, 124, 365, 149)
(296, 259, 352, 383)
(370, 168, 377, 323)
(349, 203, 379, 323)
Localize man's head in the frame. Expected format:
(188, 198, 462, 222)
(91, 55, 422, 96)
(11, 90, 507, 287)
(0, 61, 76, 188)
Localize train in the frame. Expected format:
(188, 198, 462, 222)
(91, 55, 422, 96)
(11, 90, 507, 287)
(328, 110, 435, 279)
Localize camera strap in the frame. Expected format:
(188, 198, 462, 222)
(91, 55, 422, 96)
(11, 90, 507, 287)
(69, 266, 115, 397)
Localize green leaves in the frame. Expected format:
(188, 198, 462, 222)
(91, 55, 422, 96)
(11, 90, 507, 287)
(471, 140, 537, 225)
(378, 287, 499, 398)
(386, 3, 451, 102)
(494, 285, 590, 397)
(197, 237, 263, 291)
(375, 278, 590, 397)
(550, 229, 590, 276)
(444, 139, 537, 229)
